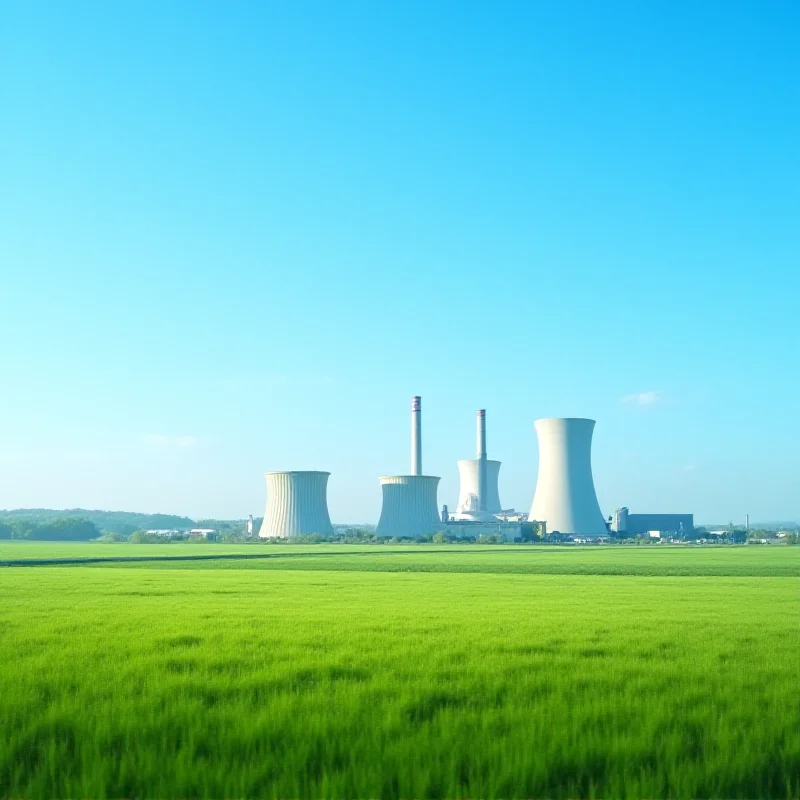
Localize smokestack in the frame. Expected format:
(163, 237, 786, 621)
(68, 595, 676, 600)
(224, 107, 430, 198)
(411, 396, 422, 475)
(477, 409, 487, 512)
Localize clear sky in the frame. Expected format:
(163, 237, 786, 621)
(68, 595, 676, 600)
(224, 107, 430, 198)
(1, 1, 798, 524)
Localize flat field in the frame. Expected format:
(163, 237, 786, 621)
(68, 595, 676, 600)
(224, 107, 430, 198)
(1, 546, 798, 798)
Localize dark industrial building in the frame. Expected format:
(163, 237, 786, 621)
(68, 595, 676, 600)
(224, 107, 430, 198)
(614, 508, 694, 536)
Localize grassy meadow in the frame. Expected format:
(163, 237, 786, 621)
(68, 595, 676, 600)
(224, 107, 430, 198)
(1, 545, 798, 798)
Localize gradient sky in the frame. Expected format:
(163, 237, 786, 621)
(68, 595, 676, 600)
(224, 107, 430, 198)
(1, 1, 798, 524)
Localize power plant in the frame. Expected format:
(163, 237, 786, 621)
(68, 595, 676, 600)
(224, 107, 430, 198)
(528, 418, 608, 537)
(258, 471, 334, 539)
(376, 396, 441, 539)
(256, 404, 694, 542)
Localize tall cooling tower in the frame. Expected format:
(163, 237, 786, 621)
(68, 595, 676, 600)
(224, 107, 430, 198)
(376, 396, 441, 539)
(259, 470, 334, 539)
(455, 459, 502, 515)
(529, 418, 607, 536)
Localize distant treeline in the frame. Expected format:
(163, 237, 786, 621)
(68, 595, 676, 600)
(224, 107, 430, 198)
(0, 509, 196, 536)
(0, 517, 100, 541)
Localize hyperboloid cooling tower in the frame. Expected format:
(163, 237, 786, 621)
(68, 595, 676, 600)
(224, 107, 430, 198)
(528, 418, 607, 536)
(455, 460, 502, 516)
(454, 409, 503, 519)
(258, 470, 334, 539)
(376, 396, 441, 539)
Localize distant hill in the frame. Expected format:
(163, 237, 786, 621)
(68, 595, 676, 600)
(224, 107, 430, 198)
(0, 509, 195, 534)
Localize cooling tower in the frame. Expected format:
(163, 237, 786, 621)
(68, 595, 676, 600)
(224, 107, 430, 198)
(453, 409, 502, 520)
(376, 396, 441, 539)
(455, 459, 502, 516)
(528, 418, 607, 536)
(376, 475, 441, 538)
(258, 470, 334, 539)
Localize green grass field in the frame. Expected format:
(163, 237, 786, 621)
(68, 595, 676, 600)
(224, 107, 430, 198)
(1, 545, 798, 798)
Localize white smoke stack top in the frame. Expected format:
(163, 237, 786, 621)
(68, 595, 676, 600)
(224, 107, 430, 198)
(477, 409, 487, 512)
(411, 396, 422, 475)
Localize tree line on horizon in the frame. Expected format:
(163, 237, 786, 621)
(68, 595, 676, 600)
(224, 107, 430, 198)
(0, 508, 197, 537)
(0, 517, 100, 541)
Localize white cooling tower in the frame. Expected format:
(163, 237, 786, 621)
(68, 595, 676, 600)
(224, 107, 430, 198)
(529, 418, 607, 536)
(455, 459, 502, 516)
(258, 470, 334, 539)
(453, 409, 503, 521)
(376, 475, 441, 538)
(376, 396, 441, 539)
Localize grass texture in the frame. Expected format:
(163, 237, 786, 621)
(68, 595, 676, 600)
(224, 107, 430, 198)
(1, 548, 798, 798)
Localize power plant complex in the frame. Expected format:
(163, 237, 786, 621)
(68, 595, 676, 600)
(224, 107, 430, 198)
(258, 397, 693, 541)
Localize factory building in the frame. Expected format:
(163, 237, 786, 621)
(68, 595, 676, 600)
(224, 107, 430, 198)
(376, 396, 441, 539)
(529, 417, 607, 537)
(258, 470, 334, 539)
(613, 510, 694, 537)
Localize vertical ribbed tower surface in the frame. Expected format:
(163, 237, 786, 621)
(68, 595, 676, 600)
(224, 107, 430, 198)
(258, 471, 334, 539)
(376, 475, 441, 539)
(455, 459, 502, 515)
(529, 418, 607, 536)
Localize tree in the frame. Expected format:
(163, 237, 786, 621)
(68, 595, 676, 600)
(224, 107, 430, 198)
(27, 518, 100, 541)
(0, 522, 11, 540)
(97, 531, 128, 542)
(129, 530, 164, 543)
(11, 521, 36, 539)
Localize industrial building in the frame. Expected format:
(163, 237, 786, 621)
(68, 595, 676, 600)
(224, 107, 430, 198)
(529, 417, 607, 537)
(376, 396, 441, 539)
(258, 470, 334, 539)
(611, 508, 694, 537)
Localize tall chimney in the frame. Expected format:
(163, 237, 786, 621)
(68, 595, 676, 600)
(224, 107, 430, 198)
(477, 409, 487, 512)
(411, 396, 422, 475)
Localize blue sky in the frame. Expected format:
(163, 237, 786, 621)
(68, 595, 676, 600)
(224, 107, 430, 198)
(1, 1, 798, 523)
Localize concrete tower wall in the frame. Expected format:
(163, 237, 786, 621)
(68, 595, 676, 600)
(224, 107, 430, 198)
(259, 471, 334, 539)
(529, 418, 607, 536)
(376, 475, 440, 539)
(456, 459, 502, 514)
